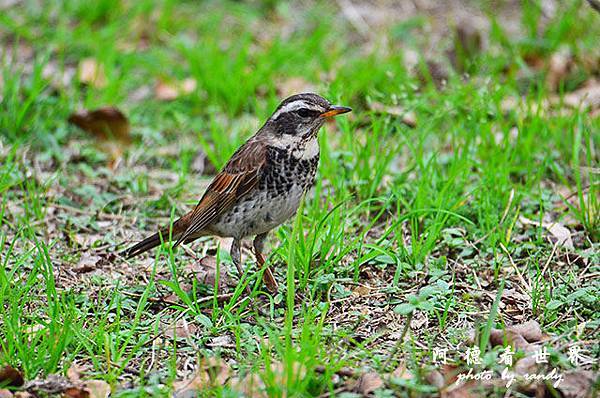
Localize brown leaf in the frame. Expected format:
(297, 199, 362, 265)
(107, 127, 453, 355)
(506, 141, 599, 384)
(425, 370, 445, 388)
(68, 107, 131, 144)
(557, 370, 596, 398)
(64, 386, 88, 398)
(13, 393, 33, 398)
(64, 380, 110, 398)
(66, 364, 83, 383)
(0, 365, 24, 387)
(352, 285, 371, 296)
(546, 47, 573, 91)
(84, 380, 110, 398)
(188, 256, 234, 291)
(0, 389, 13, 398)
(513, 355, 538, 376)
(369, 101, 417, 127)
(519, 216, 574, 249)
(164, 318, 198, 339)
(68, 107, 131, 169)
(75, 253, 101, 273)
(507, 320, 544, 342)
(78, 58, 106, 88)
(564, 79, 600, 110)
(155, 78, 197, 101)
(173, 358, 230, 397)
(230, 372, 266, 398)
(353, 372, 383, 395)
(488, 320, 546, 353)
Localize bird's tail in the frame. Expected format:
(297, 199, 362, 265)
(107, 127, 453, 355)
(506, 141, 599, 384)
(120, 217, 189, 259)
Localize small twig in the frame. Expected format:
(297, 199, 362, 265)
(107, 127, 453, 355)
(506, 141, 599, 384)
(382, 312, 413, 371)
(540, 240, 559, 278)
(500, 243, 531, 293)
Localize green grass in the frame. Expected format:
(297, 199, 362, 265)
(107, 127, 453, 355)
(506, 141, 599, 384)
(1, 0, 599, 397)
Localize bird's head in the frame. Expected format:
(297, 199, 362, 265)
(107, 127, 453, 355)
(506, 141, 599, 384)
(261, 93, 351, 146)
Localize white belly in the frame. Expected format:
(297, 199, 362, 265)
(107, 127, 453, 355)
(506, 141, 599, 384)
(209, 184, 305, 239)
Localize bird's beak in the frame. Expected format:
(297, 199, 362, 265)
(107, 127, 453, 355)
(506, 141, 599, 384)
(319, 105, 352, 118)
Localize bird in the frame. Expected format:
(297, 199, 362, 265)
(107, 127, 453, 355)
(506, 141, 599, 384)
(120, 93, 351, 293)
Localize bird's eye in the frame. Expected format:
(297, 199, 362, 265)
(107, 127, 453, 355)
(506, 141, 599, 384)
(296, 108, 315, 118)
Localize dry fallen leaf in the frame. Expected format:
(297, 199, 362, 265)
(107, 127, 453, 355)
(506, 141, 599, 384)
(519, 216, 574, 249)
(353, 372, 383, 395)
(64, 380, 110, 398)
(564, 79, 600, 110)
(0, 389, 13, 398)
(488, 320, 547, 353)
(546, 47, 573, 91)
(13, 393, 33, 398)
(173, 358, 230, 398)
(0, 365, 24, 387)
(78, 58, 106, 88)
(557, 370, 596, 398)
(155, 78, 197, 101)
(68, 107, 131, 169)
(187, 256, 234, 291)
(66, 364, 83, 383)
(68, 107, 130, 143)
(164, 318, 198, 339)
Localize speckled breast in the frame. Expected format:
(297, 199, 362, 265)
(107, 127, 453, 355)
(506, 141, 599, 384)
(210, 145, 319, 239)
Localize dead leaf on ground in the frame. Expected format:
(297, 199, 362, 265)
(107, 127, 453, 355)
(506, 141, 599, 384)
(23, 374, 73, 395)
(369, 101, 417, 127)
(519, 216, 574, 249)
(68, 107, 131, 169)
(564, 78, 600, 110)
(155, 78, 197, 101)
(13, 393, 33, 398)
(187, 256, 234, 291)
(488, 320, 547, 353)
(64, 380, 110, 398)
(75, 253, 102, 273)
(352, 285, 371, 296)
(546, 46, 573, 91)
(68, 107, 130, 143)
(0, 365, 24, 387)
(0, 389, 13, 398)
(173, 358, 230, 398)
(164, 318, 198, 339)
(558, 370, 597, 398)
(78, 58, 106, 88)
(229, 372, 266, 398)
(66, 363, 84, 383)
(353, 372, 383, 395)
(206, 334, 234, 348)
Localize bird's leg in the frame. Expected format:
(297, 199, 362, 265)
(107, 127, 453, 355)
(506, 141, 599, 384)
(231, 238, 251, 295)
(253, 233, 278, 293)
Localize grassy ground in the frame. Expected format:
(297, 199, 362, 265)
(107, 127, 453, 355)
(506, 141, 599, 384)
(1, 0, 599, 397)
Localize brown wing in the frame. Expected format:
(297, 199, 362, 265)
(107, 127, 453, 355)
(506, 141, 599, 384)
(172, 136, 267, 247)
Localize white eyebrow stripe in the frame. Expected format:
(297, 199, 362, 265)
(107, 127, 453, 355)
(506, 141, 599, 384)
(271, 100, 321, 119)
